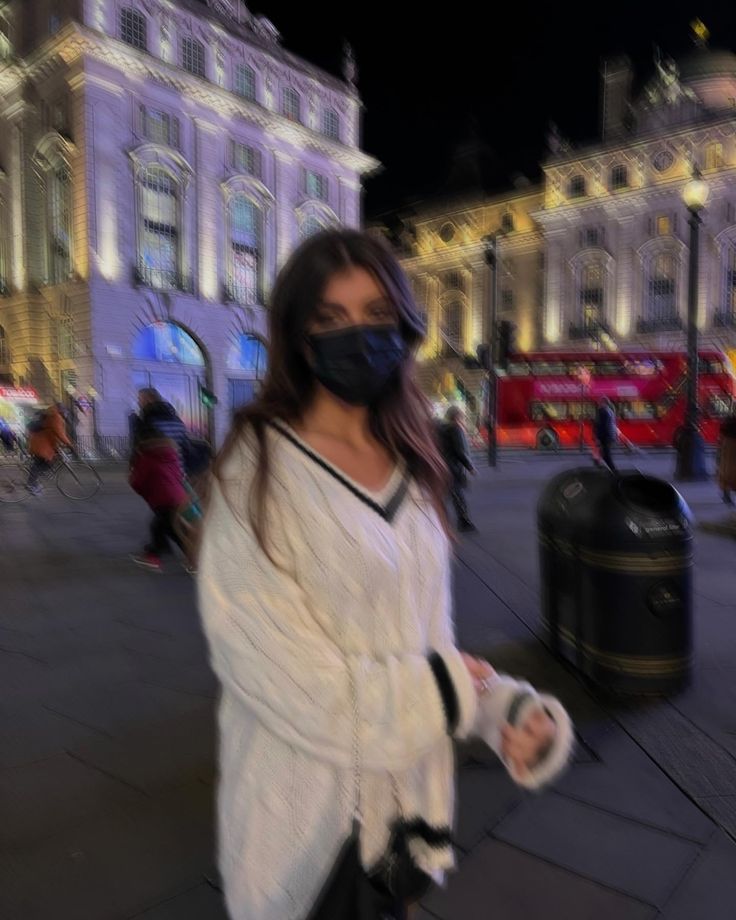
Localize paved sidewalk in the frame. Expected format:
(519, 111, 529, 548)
(0, 456, 735, 919)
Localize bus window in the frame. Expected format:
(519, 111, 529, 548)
(625, 359, 660, 376)
(592, 361, 625, 377)
(530, 401, 568, 420)
(507, 361, 531, 377)
(533, 362, 568, 376)
(569, 402, 597, 420)
(619, 401, 657, 420)
(707, 394, 734, 418)
(699, 358, 724, 375)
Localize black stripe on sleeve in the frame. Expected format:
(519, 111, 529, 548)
(428, 652, 460, 735)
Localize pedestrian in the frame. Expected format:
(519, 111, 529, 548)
(0, 418, 16, 453)
(128, 422, 193, 573)
(717, 414, 736, 505)
(132, 387, 212, 479)
(436, 405, 477, 532)
(197, 229, 572, 920)
(594, 396, 618, 473)
(26, 404, 73, 494)
(133, 388, 188, 458)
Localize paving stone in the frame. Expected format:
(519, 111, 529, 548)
(0, 751, 146, 848)
(0, 785, 214, 920)
(454, 765, 523, 852)
(421, 838, 657, 920)
(492, 794, 701, 906)
(128, 882, 228, 919)
(659, 831, 736, 919)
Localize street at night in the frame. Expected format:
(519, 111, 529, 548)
(3, 453, 736, 918)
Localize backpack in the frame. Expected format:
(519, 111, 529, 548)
(27, 411, 47, 434)
(181, 436, 213, 477)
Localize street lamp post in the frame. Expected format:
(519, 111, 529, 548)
(483, 234, 498, 468)
(675, 170, 709, 481)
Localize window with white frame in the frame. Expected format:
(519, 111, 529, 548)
(139, 106, 180, 147)
(705, 142, 724, 171)
(48, 164, 73, 283)
(231, 141, 261, 177)
(578, 262, 604, 325)
(646, 252, 678, 324)
(301, 214, 326, 238)
(441, 300, 464, 355)
(228, 195, 261, 305)
(322, 108, 340, 141)
(723, 244, 736, 318)
(282, 87, 301, 122)
(610, 164, 628, 190)
(57, 312, 74, 359)
(304, 169, 328, 202)
(182, 37, 205, 77)
(138, 166, 180, 290)
(120, 8, 147, 51)
(234, 63, 256, 101)
(569, 174, 587, 198)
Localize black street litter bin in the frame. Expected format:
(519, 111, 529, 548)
(538, 468, 693, 695)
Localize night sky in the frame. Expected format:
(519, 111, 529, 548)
(252, 1, 736, 218)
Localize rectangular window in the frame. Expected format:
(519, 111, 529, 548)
(120, 9, 147, 51)
(234, 64, 256, 102)
(231, 141, 261, 177)
(282, 87, 301, 122)
(585, 227, 601, 247)
(305, 170, 329, 202)
(182, 38, 205, 77)
(656, 215, 671, 236)
(611, 164, 628, 190)
(705, 143, 724, 171)
(322, 109, 340, 141)
(445, 271, 463, 290)
(139, 106, 179, 148)
(501, 288, 514, 310)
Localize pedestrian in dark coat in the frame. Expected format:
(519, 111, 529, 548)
(437, 405, 477, 532)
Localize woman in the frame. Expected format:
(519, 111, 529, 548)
(26, 403, 72, 494)
(198, 230, 560, 920)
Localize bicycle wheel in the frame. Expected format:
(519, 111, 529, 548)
(0, 459, 29, 503)
(56, 460, 102, 500)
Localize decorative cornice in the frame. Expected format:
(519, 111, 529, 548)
(28, 26, 379, 175)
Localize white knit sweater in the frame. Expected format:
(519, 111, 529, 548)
(198, 424, 478, 920)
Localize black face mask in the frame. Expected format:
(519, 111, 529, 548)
(307, 324, 406, 406)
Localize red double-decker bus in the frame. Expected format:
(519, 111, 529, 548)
(488, 350, 736, 450)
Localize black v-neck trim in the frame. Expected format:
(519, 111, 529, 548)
(270, 422, 411, 523)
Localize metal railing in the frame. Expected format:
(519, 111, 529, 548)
(133, 263, 194, 294)
(73, 435, 130, 462)
(223, 278, 264, 306)
(636, 316, 683, 334)
(569, 319, 611, 341)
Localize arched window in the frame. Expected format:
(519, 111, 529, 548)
(227, 333, 268, 375)
(138, 166, 180, 290)
(322, 109, 340, 141)
(578, 263, 604, 326)
(611, 164, 628, 190)
(643, 252, 679, 330)
(441, 300, 464, 355)
(301, 214, 326, 239)
(0, 325, 8, 366)
(49, 164, 72, 283)
(569, 175, 587, 199)
(133, 322, 205, 367)
(282, 87, 301, 123)
(182, 37, 205, 77)
(228, 195, 261, 305)
(120, 8, 147, 51)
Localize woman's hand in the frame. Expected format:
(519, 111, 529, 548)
(460, 653, 496, 695)
(500, 708, 558, 780)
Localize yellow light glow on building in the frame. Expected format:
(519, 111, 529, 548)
(518, 316, 534, 352)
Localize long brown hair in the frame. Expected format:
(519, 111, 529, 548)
(215, 228, 450, 554)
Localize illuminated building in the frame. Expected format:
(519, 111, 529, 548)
(0, 0, 377, 446)
(386, 34, 736, 416)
